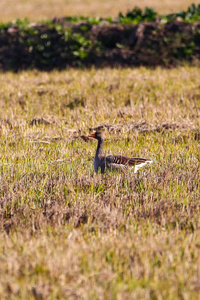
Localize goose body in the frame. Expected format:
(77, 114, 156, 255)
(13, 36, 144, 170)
(88, 131, 153, 174)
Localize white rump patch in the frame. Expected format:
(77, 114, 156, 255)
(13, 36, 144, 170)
(134, 160, 153, 173)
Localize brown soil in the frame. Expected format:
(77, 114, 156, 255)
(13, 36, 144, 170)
(0, 20, 200, 70)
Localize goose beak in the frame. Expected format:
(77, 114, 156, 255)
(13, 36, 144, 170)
(88, 133, 95, 138)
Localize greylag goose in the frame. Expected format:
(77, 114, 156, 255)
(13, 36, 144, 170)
(88, 131, 153, 174)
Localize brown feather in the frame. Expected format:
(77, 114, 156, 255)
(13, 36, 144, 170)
(106, 155, 151, 166)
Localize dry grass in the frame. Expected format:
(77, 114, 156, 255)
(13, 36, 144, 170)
(0, 0, 200, 22)
(0, 66, 199, 299)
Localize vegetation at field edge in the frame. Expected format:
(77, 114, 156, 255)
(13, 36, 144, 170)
(0, 4, 200, 70)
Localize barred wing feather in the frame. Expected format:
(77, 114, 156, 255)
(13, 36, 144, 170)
(106, 155, 153, 173)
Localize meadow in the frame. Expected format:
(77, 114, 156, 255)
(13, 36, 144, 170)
(1, 0, 200, 22)
(0, 66, 199, 299)
(0, 0, 200, 299)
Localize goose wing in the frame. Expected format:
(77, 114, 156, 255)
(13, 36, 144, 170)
(106, 155, 153, 173)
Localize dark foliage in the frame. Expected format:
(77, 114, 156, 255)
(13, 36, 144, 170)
(0, 5, 200, 70)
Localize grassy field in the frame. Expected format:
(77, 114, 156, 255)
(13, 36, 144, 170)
(0, 66, 199, 299)
(1, 0, 200, 22)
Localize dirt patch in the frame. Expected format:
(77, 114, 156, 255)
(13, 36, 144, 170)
(89, 121, 199, 134)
